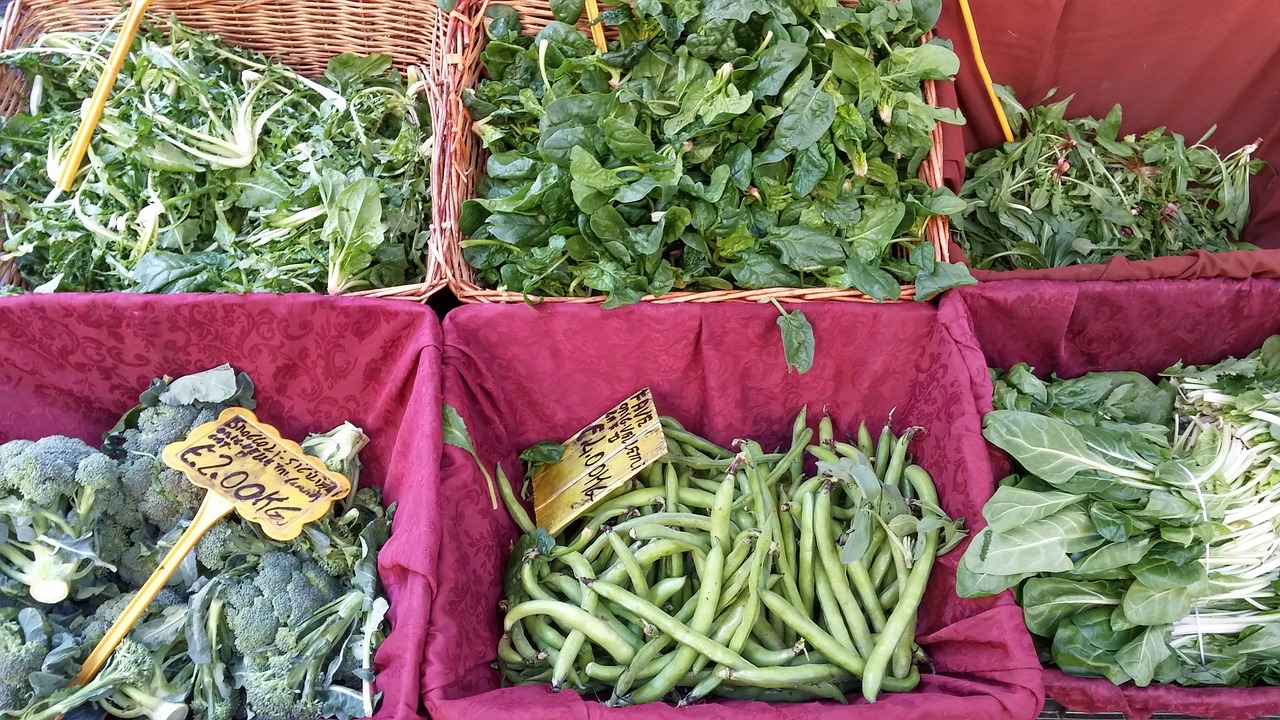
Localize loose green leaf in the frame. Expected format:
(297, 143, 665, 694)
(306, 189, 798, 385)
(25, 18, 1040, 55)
(773, 300, 815, 374)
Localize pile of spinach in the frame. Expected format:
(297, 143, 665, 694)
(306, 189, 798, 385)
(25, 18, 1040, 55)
(956, 87, 1263, 271)
(960, 340, 1280, 687)
(0, 15, 431, 294)
(461, 0, 974, 306)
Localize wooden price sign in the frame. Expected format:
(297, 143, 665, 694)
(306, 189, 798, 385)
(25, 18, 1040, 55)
(71, 408, 353, 691)
(161, 408, 352, 541)
(532, 388, 668, 534)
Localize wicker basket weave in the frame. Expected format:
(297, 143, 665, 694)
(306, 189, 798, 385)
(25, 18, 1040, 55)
(440, 0, 952, 304)
(0, 0, 447, 299)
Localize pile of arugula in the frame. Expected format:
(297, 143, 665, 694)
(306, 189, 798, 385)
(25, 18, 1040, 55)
(460, 0, 975, 306)
(0, 16, 432, 294)
(960, 339, 1280, 687)
(957, 87, 1263, 271)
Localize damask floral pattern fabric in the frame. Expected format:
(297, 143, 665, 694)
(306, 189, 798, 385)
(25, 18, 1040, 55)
(944, 278, 1280, 720)
(430, 302, 1044, 720)
(0, 293, 443, 720)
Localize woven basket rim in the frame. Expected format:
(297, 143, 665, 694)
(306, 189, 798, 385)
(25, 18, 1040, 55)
(438, 0, 953, 305)
(0, 0, 448, 299)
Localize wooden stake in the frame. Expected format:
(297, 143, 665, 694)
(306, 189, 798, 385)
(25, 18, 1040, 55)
(54, 0, 154, 194)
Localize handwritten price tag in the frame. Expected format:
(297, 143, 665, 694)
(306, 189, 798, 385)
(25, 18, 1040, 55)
(161, 408, 352, 541)
(532, 388, 668, 535)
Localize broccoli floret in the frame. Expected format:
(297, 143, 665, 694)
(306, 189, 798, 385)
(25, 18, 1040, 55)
(119, 456, 204, 531)
(194, 521, 236, 572)
(20, 638, 154, 720)
(75, 452, 143, 530)
(240, 591, 367, 720)
(241, 654, 321, 720)
(0, 607, 50, 713)
(223, 575, 280, 654)
(123, 404, 206, 457)
(221, 550, 344, 657)
(0, 437, 94, 508)
(194, 520, 273, 573)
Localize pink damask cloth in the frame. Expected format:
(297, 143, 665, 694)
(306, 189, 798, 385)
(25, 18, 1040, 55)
(0, 293, 443, 720)
(429, 302, 1044, 720)
(941, 279, 1280, 720)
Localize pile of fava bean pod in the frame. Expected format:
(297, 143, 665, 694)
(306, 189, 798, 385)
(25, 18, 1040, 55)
(493, 409, 966, 707)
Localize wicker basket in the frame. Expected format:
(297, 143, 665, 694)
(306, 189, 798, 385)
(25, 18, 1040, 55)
(0, 0, 447, 300)
(439, 0, 952, 304)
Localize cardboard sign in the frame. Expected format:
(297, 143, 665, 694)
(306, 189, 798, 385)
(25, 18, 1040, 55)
(161, 408, 352, 541)
(532, 388, 668, 534)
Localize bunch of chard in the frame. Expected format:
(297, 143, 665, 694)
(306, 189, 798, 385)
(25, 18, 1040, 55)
(960, 338, 1280, 687)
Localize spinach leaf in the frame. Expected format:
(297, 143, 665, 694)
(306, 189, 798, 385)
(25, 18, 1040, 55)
(772, 299, 814, 374)
(777, 81, 836, 152)
(459, 0, 963, 304)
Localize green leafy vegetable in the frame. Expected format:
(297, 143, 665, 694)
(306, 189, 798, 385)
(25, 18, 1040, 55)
(770, 299, 814, 374)
(0, 16, 431, 293)
(462, 0, 972, 304)
(961, 341, 1280, 687)
(957, 87, 1264, 270)
(0, 369, 393, 719)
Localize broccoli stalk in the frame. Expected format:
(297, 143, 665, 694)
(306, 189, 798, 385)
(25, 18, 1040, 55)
(190, 592, 237, 720)
(0, 495, 116, 605)
(0, 607, 50, 712)
(97, 651, 193, 720)
(0, 533, 112, 604)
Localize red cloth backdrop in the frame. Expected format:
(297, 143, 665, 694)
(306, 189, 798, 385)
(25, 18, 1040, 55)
(428, 302, 1044, 720)
(0, 294, 443, 720)
(932, 1, 1280, 278)
(941, 278, 1280, 720)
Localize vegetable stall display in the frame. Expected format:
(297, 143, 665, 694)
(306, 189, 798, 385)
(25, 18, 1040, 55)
(454, 0, 974, 304)
(450, 406, 964, 705)
(956, 88, 1264, 271)
(0, 366, 394, 720)
(0, 15, 433, 294)
(959, 335, 1280, 687)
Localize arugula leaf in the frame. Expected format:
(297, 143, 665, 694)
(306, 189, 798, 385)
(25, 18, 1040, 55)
(958, 87, 1262, 270)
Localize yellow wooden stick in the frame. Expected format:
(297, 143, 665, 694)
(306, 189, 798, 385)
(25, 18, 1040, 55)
(956, 0, 1014, 143)
(54, 0, 154, 194)
(70, 492, 235, 687)
(583, 0, 607, 53)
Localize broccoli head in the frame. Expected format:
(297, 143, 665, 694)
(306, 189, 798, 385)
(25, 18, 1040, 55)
(240, 591, 367, 720)
(194, 519, 273, 574)
(0, 438, 122, 604)
(119, 456, 205, 532)
(77, 587, 187, 650)
(20, 638, 154, 720)
(0, 436, 95, 508)
(241, 653, 321, 720)
(222, 550, 343, 655)
(0, 607, 50, 713)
